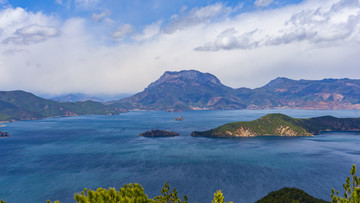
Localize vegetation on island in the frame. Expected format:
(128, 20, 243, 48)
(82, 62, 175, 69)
(191, 113, 360, 137)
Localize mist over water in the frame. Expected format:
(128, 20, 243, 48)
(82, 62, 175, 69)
(1, 109, 360, 202)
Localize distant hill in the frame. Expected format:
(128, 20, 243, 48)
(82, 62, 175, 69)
(256, 187, 329, 203)
(50, 93, 133, 103)
(191, 113, 360, 137)
(0, 91, 120, 122)
(112, 70, 360, 111)
(51, 94, 104, 103)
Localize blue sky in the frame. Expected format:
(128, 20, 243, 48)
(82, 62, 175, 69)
(0, 0, 359, 95)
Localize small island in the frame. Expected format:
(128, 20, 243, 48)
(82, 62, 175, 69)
(0, 131, 10, 137)
(139, 129, 180, 137)
(174, 116, 184, 121)
(191, 113, 360, 138)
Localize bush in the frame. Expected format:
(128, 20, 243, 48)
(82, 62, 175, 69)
(331, 164, 360, 203)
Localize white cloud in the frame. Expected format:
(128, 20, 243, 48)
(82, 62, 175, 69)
(75, 0, 100, 9)
(1, 0, 360, 95)
(133, 21, 162, 41)
(111, 24, 133, 39)
(92, 9, 111, 22)
(0, 7, 60, 45)
(254, 0, 274, 7)
(195, 28, 259, 51)
(55, 0, 63, 5)
(162, 3, 232, 34)
(2, 25, 59, 45)
(195, 0, 360, 51)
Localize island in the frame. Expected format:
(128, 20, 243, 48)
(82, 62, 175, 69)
(0, 131, 10, 137)
(174, 116, 184, 121)
(139, 129, 180, 137)
(191, 113, 360, 138)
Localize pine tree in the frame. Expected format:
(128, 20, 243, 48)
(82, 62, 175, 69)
(331, 164, 360, 203)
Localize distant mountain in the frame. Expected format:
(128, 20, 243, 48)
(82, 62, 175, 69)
(51, 93, 133, 103)
(112, 70, 360, 111)
(191, 113, 360, 138)
(51, 94, 104, 103)
(0, 91, 120, 122)
(113, 70, 246, 112)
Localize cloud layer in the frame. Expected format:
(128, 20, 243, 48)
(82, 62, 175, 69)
(0, 0, 360, 95)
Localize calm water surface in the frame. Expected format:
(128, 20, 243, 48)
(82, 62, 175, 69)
(1, 109, 360, 202)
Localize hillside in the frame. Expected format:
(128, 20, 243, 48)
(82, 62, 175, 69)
(112, 70, 360, 111)
(191, 113, 360, 137)
(256, 187, 329, 203)
(0, 91, 119, 122)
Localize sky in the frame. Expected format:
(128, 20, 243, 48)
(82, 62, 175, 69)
(0, 0, 359, 96)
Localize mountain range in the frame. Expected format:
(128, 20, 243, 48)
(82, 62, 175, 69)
(1, 70, 360, 121)
(112, 70, 360, 112)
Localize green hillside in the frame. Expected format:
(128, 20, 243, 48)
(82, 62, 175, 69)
(191, 113, 360, 137)
(256, 187, 329, 203)
(0, 91, 119, 122)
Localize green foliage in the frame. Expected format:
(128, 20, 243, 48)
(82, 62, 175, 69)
(212, 190, 232, 203)
(73, 183, 150, 203)
(192, 113, 360, 137)
(331, 165, 360, 203)
(153, 182, 188, 203)
(70, 182, 189, 203)
(0, 200, 6, 203)
(46, 200, 60, 203)
(256, 187, 329, 203)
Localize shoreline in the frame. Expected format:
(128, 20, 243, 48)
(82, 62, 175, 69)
(1, 108, 359, 124)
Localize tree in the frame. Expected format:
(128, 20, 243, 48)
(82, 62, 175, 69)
(73, 183, 150, 203)
(153, 182, 188, 203)
(331, 164, 360, 203)
(212, 190, 232, 203)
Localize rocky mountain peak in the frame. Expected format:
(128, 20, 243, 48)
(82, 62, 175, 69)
(264, 77, 295, 88)
(147, 70, 222, 88)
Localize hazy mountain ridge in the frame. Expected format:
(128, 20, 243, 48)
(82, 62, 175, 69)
(113, 70, 360, 111)
(51, 94, 104, 103)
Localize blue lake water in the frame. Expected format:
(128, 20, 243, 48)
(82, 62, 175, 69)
(1, 109, 360, 203)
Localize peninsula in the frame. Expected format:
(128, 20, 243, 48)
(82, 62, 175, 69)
(191, 113, 360, 138)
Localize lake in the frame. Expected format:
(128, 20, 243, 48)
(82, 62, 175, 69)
(1, 109, 360, 202)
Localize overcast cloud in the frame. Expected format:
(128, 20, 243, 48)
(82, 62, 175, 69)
(0, 0, 359, 95)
